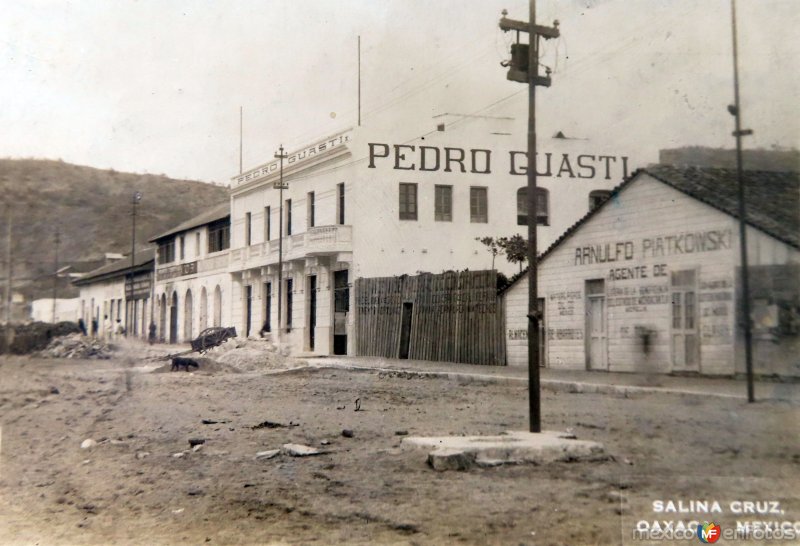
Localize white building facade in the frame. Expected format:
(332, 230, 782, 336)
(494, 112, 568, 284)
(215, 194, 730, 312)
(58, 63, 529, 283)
(74, 250, 155, 339)
(502, 167, 800, 376)
(228, 115, 635, 356)
(149, 204, 233, 344)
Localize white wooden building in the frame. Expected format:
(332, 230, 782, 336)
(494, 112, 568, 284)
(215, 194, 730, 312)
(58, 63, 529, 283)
(501, 166, 800, 377)
(226, 115, 635, 356)
(74, 249, 155, 339)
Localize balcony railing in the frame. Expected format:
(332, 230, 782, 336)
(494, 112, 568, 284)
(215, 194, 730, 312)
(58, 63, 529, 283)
(229, 224, 352, 270)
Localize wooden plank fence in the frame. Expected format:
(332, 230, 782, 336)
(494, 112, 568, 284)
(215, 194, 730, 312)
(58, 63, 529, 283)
(355, 270, 506, 365)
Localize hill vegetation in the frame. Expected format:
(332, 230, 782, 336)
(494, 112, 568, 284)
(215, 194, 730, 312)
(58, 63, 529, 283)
(0, 159, 229, 300)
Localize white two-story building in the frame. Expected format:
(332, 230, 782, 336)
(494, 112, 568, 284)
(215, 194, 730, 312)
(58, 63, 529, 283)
(226, 115, 636, 356)
(149, 203, 232, 344)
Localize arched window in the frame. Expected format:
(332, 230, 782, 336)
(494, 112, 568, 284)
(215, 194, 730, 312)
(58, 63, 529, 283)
(517, 187, 549, 226)
(589, 190, 612, 210)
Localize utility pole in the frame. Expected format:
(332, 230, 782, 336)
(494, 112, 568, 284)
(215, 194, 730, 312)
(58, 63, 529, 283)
(358, 35, 362, 127)
(128, 191, 142, 336)
(729, 0, 755, 402)
(499, 3, 559, 433)
(52, 227, 60, 323)
(239, 106, 244, 175)
(274, 145, 288, 338)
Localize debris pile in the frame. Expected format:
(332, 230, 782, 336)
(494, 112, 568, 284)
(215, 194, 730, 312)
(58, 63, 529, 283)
(211, 339, 302, 372)
(0, 321, 81, 354)
(37, 333, 113, 360)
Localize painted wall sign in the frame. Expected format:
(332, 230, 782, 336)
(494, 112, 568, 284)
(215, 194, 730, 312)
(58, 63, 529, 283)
(367, 143, 630, 180)
(574, 229, 733, 266)
(233, 132, 352, 187)
(156, 261, 198, 281)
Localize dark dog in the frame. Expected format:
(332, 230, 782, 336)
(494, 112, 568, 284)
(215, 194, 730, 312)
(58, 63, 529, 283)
(171, 356, 200, 372)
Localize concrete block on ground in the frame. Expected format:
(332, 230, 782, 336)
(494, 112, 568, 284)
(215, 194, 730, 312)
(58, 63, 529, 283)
(282, 443, 321, 457)
(404, 430, 607, 469)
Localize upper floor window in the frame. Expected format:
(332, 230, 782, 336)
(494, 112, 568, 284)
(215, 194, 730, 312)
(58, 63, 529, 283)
(179, 235, 185, 260)
(470, 187, 488, 223)
(337, 183, 345, 225)
(516, 187, 549, 226)
(158, 239, 176, 264)
(399, 183, 418, 221)
(195, 232, 201, 257)
(434, 185, 452, 222)
(589, 190, 612, 210)
(245, 212, 252, 246)
(264, 206, 271, 241)
(307, 191, 315, 228)
(208, 219, 230, 253)
(286, 199, 293, 235)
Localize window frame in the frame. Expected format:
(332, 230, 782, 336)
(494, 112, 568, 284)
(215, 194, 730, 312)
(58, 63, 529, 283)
(434, 184, 453, 222)
(470, 186, 488, 223)
(399, 182, 418, 221)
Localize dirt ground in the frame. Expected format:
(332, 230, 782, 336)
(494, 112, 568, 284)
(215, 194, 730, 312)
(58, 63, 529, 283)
(0, 350, 798, 545)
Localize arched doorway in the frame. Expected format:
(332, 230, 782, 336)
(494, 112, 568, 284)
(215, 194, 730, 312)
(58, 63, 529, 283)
(199, 287, 208, 331)
(184, 289, 193, 341)
(159, 293, 167, 342)
(213, 285, 222, 327)
(169, 292, 179, 344)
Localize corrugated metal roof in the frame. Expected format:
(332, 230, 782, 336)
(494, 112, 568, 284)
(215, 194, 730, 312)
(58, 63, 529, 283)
(148, 202, 230, 243)
(73, 248, 155, 285)
(499, 166, 799, 294)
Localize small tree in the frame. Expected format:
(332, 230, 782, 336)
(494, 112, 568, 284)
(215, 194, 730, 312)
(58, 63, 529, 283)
(475, 236, 503, 270)
(498, 234, 528, 272)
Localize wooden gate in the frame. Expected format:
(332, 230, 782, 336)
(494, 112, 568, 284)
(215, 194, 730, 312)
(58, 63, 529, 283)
(355, 270, 505, 366)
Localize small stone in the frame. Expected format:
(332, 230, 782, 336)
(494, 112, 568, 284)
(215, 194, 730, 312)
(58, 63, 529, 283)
(80, 439, 97, 449)
(395, 430, 409, 436)
(607, 490, 627, 503)
(341, 429, 354, 438)
(188, 438, 206, 447)
(172, 508, 184, 514)
(282, 444, 321, 457)
(320, 439, 330, 446)
(186, 487, 203, 496)
(192, 444, 203, 452)
(255, 449, 280, 460)
(81, 459, 91, 465)
(172, 452, 185, 458)
(135, 451, 150, 460)
(49, 386, 60, 395)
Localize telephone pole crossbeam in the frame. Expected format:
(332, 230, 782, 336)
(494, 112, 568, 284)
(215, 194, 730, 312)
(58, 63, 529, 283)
(499, 2, 559, 434)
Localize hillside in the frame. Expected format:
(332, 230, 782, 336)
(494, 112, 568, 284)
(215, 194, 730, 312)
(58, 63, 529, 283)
(0, 159, 229, 300)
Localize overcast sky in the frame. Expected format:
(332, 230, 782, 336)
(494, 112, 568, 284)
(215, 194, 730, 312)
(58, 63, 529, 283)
(1, 0, 797, 184)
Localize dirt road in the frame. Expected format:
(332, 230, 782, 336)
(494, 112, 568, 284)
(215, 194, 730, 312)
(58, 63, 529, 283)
(0, 354, 797, 545)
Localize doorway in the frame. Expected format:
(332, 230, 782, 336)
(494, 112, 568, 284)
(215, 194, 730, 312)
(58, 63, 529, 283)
(585, 279, 607, 370)
(245, 285, 252, 337)
(169, 292, 178, 344)
(308, 275, 317, 351)
(263, 282, 272, 333)
(398, 302, 413, 359)
(333, 270, 349, 355)
(671, 270, 699, 371)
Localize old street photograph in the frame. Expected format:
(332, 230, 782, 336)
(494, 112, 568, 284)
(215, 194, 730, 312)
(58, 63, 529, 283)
(0, 1, 798, 544)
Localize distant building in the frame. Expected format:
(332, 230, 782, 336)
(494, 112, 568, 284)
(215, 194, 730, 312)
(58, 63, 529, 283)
(30, 298, 80, 323)
(501, 166, 800, 377)
(73, 249, 155, 339)
(658, 146, 799, 172)
(148, 203, 232, 344)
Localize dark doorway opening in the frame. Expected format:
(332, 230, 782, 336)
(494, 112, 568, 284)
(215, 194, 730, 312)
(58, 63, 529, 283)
(169, 292, 178, 344)
(245, 285, 252, 337)
(333, 270, 349, 355)
(263, 282, 272, 333)
(399, 302, 413, 359)
(308, 275, 317, 351)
